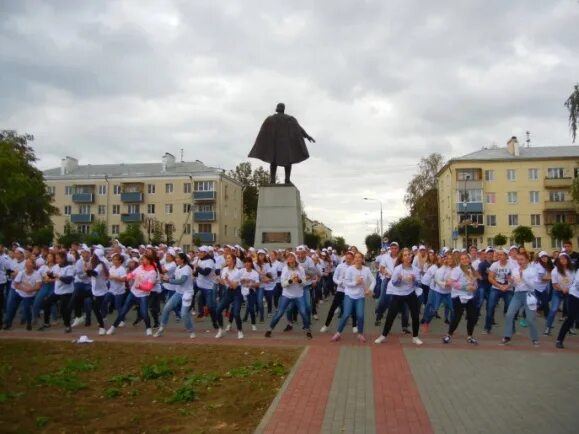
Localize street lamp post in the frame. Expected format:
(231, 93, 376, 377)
(364, 197, 383, 238)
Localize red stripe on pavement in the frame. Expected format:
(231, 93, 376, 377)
(372, 342, 433, 434)
(263, 345, 340, 434)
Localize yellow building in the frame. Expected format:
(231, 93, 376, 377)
(437, 137, 579, 250)
(44, 153, 243, 250)
(304, 217, 333, 244)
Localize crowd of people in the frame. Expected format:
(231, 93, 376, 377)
(0, 239, 577, 349)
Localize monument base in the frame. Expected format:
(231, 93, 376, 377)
(254, 184, 304, 250)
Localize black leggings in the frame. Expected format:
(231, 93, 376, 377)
(381, 292, 420, 337)
(557, 294, 579, 343)
(324, 291, 357, 327)
(448, 297, 477, 336)
(148, 292, 161, 327)
(92, 295, 105, 328)
(43, 293, 72, 327)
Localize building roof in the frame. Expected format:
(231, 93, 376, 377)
(452, 145, 579, 162)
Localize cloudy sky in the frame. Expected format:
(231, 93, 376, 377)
(2, 0, 578, 249)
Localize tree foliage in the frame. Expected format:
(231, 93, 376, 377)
(84, 220, 111, 247)
(118, 223, 145, 247)
(511, 226, 534, 246)
(228, 162, 272, 218)
(0, 130, 58, 244)
(385, 217, 422, 248)
(333, 236, 347, 253)
(56, 221, 83, 248)
(551, 222, 574, 242)
(493, 233, 508, 247)
(304, 231, 321, 249)
(239, 217, 256, 248)
(365, 233, 382, 256)
(564, 83, 579, 143)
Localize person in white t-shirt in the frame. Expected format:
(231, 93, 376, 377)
(105, 254, 127, 324)
(3, 258, 41, 330)
(214, 254, 244, 339)
(556, 261, 579, 348)
(86, 249, 109, 335)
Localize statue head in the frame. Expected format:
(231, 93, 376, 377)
(275, 102, 285, 114)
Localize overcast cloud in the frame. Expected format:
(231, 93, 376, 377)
(1, 0, 578, 249)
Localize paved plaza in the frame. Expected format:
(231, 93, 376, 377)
(1, 297, 578, 434)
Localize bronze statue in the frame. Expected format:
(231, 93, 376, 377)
(248, 103, 315, 184)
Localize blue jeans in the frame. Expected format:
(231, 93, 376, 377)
(375, 278, 390, 320)
(161, 292, 193, 332)
(200, 287, 218, 329)
(422, 291, 453, 324)
(475, 284, 490, 315)
(503, 291, 539, 341)
(101, 293, 126, 318)
(337, 295, 365, 333)
(113, 293, 150, 329)
(270, 295, 310, 331)
(484, 288, 513, 331)
(246, 291, 257, 325)
(4, 290, 34, 328)
(285, 285, 313, 324)
(257, 287, 265, 322)
(32, 283, 57, 321)
(216, 288, 243, 330)
(534, 290, 550, 317)
(546, 291, 566, 329)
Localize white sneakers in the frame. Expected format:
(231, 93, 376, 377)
(352, 327, 358, 334)
(118, 321, 126, 328)
(374, 335, 386, 344)
(320, 325, 328, 333)
(330, 332, 341, 342)
(98, 328, 106, 336)
(145, 328, 153, 336)
(225, 324, 232, 332)
(237, 331, 244, 339)
(106, 326, 116, 335)
(412, 337, 423, 346)
(71, 317, 84, 328)
(154, 327, 164, 338)
(189, 332, 196, 339)
(251, 325, 257, 331)
(215, 328, 225, 339)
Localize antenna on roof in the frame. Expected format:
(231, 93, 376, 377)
(180, 148, 184, 162)
(525, 131, 531, 147)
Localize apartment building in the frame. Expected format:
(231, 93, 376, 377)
(437, 137, 579, 250)
(304, 217, 333, 244)
(43, 153, 243, 250)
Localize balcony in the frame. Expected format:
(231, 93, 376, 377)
(455, 202, 483, 213)
(70, 214, 94, 224)
(193, 232, 216, 243)
(72, 193, 94, 203)
(121, 213, 144, 223)
(458, 224, 485, 235)
(543, 211, 577, 225)
(544, 200, 575, 211)
(544, 177, 573, 189)
(194, 211, 216, 222)
(121, 192, 144, 202)
(193, 191, 216, 201)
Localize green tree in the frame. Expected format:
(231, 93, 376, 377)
(239, 217, 256, 248)
(165, 224, 174, 246)
(493, 233, 508, 247)
(551, 222, 574, 243)
(385, 217, 422, 248)
(29, 225, 54, 246)
(564, 83, 579, 143)
(118, 223, 145, 247)
(333, 236, 347, 253)
(228, 162, 272, 218)
(304, 232, 321, 249)
(0, 130, 58, 244)
(511, 226, 534, 246)
(365, 233, 382, 256)
(84, 220, 111, 247)
(404, 153, 444, 249)
(57, 221, 83, 248)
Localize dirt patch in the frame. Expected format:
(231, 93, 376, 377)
(0, 339, 301, 433)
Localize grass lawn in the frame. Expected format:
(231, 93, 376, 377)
(0, 339, 301, 433)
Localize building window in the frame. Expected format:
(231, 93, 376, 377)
(457, 169, 480, 180)
(47, 185, 56, 195)
(486, 215, 496, 226)
(198, 223, 212, 233)
(128, 204, 140, 214)
(529, 191, 539, 204)
(508, 214, 518, 226)
(147, 204, 155, 214)
(507, 192, 518, 204)
(506, 169, 516, 181)
(98, 205, 106, 215)
(183, 223, 191, 234)
(528, 168, 538, 181)
(457, 189, 482, 203)
(530, 214, 541, 226)
(65, 185, 73, 196)
(112, 204, 120, 215)
(147, 184, 156, 194)
(194, 181, 215, 191)
(183, 203, 192, 213)
(113, 185, 121, 195)
(547, 168, 565, 179)
(165, 183, 173, 194)
(487, 238, 494, 247)
(63, 205, 71, 215)
(98, 185, 107, 195)
(182, 244, 191, 253)
(460, 213, 483, 225)
(486, 193, 496, 204)
(165, 224, 175, 235)
(552, 238, 563, 249)
(555, 213, 566, 223)
(184, 183, 192, 193)
(79, 205, 91, 214)
(111, 224, 120, 235)
(549, 191, 566, 202)
(484, 170, 495, 181)
(165, 204, 173, 214)
(78, 225, 90, 234)
(532, 237, 542, 249)
(197, 204, 214, 212)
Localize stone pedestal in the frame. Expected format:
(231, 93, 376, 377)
(254, 184, 303, 249)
